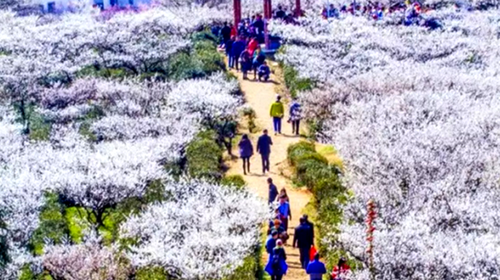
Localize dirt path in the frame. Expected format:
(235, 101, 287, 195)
(225, 66, 312, 280)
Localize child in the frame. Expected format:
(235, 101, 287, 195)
(258, 61, 270, 82)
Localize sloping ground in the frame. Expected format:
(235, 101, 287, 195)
(225, 66, 312, 279)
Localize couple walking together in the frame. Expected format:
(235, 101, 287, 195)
(270, 95, 302, 136)
(237, 129, 272, 175)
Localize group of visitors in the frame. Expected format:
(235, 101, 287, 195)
(321, 1, 388, 20)
(212, 7, 302, 82)
(265, 179, 350, 280)
(215, 22, 271, 81)
(270, 95, 302, 136)
(320, 0, 443, 28)
(237, 95, 302, 175)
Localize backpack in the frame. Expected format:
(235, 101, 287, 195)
(271, 250, 281, 269)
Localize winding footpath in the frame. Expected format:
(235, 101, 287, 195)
(225, 66, 312, 280)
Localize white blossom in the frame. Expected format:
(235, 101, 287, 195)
(42, 234, 131, 280)
(120, 179, 269, 280)
(275, 10, 500, 279)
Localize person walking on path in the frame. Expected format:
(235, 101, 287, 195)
(268, 178, 278, 204)
(265, 239, 288, 280)
(270, 95, 285, 135)
(293, 217, 314, 269)
(303, 214, 314, 244)
(231, 36, 246, 70)
(266, 230, 279, 255)
(276, 188, 289, 203)
(306, 253, 327, 280)
(257, 129, 273, 174)
(289, 97, 302, 136)
(238, 134, 253, 175)
(269, 218, 289, 243)
(220, 22, 231, 46)
(277, 195, 292, 231)
(225, 36, 235, 68)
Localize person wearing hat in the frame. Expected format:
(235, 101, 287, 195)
(270, 95, 284, 135)
(266, 230, 279, 255)
(265, 239, 288, 280)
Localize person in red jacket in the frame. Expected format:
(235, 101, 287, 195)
(247, 36, 259, 56)
(330, 257, 350, 280)
(230, 25, 237, 37)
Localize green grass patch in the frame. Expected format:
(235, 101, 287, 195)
(167, 31, 225, 81)
(221, 175, 246, 190)
(282, 64, 314, 98)
(286, 141, 348, 260)
(29, 193, 69, 255)
(186, 131, 223, 181)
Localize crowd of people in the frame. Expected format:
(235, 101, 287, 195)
(212, 6, 302, 81)
(265, 179, 351, 280)
(213, 19, 272, 81)
(320, 0, 443, 28)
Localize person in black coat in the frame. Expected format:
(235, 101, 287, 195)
(303, 214, 315, 244)
(220, 22, 231, 46)
(231, 36, 246, 71)
(268, 177, 278, 204)
(252, 14, 265, 35)
(293, 217, 314, 269)
(275, 5, 286, 19)
(225, 36, 235, 68)
(257, 129, 273, 174)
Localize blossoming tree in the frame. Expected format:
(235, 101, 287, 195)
(273, 10, 500, 279)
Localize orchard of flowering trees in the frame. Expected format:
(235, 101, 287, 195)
(272, 8, 500, 280)
(0, 6, 269, 280)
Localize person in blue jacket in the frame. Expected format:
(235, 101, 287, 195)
(230, 36, 246, 70)
(266, 230, 279, 255)
(265, 239, 288, 280)
(306, 253, 327, 280)
(258, 61, 271, 82)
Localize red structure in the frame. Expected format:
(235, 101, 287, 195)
(366, 199, 377, 280)
(233, 0, 241, 28)
(263, 0, 272, 19)
(233, 0, 302, 49)
(295, 0, 301, 17)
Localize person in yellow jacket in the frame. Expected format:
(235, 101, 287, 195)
(270, 95, 285, 135)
